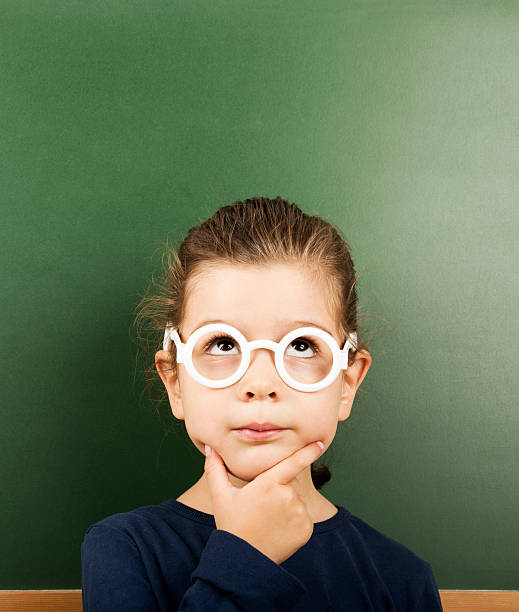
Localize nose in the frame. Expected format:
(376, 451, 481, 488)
(247, 339, 278, 353)
(240, 346, 281, 394)
(246, 345, 277, 372)
(244, 340, 280, 377)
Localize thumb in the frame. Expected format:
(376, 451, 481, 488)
(204, 444, 233, 502)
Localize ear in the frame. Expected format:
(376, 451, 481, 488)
(338, 349, 372, 422)
(154, 349, 185, 421)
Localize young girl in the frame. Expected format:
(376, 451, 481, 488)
(81, 197, 443, 611)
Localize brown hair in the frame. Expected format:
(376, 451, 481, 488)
(133, 196, 370, 490)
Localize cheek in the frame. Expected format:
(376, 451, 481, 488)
(183, 407, 221, 434)
(182, 414, 223, 457)
(180, 389, 230, 440)
(297, 393, 341, 435)
(300, 413, 337, 438)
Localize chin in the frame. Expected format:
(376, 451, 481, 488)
(223, 448, 286, 482)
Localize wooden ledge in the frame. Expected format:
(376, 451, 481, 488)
(0, 589, 518, 611)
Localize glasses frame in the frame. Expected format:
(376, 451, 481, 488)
(163, 322, 358, 393)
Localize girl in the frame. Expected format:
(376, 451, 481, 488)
(81, 197, 443, 611)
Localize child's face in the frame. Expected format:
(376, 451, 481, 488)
(156, 262, 370, 483)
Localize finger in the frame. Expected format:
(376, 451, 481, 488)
(258, 441, 324, 486)
(204, 445, 233, 502)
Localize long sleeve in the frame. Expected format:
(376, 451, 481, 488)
(410, 563, 444, 612)
(81, 501, 441, 610)
(179, 529, 307, 610)
(81, 523, 307, 612)
(81, 524, 160, 612)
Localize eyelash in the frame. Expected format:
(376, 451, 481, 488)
(202, 333, 321, 355)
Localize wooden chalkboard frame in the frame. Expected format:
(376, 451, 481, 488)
(1, 590, 519, 611)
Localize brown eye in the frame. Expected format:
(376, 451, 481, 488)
(286, 337, 320, 357)
(203, 334, 239, 355)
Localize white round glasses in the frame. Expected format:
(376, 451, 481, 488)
(163, 322, 358, 393)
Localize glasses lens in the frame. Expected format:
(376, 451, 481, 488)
(191, 329, 243, 381)
(190, 328, 334, 385)
(282, 333, 334, 384)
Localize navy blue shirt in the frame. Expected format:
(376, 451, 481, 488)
(81, 498, 443, 611)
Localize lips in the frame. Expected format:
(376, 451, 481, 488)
(234, 428, 286, 440)
(238, 422, 285, 431)
(233, 422, 287, 441)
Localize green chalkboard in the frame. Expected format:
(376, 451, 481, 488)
(1, 0, 517, 591)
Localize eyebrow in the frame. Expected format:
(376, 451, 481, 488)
(190, 319, 334, 338)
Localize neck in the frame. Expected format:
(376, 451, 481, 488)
(177, 465, 337, 523)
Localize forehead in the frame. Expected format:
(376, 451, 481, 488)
(182, 263, 338, 338)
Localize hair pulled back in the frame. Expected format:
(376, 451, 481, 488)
(134, 196, 367, 490)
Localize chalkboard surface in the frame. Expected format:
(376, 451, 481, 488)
(2, 0, 517, 590)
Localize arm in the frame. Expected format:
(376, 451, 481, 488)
(179, 529, 307, 611)
(410, 563, 444, 612)
(81, 524, 307, 612)
(81, 524, 160, 612)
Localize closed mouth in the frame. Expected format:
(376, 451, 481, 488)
(234, 428, 287, 440)
(236, 422, 286, 431)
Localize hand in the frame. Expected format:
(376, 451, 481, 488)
(204, 440, 324, 565)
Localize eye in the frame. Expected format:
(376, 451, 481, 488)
(203, 333, 240, 355)
(285, 337, 320, 358)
